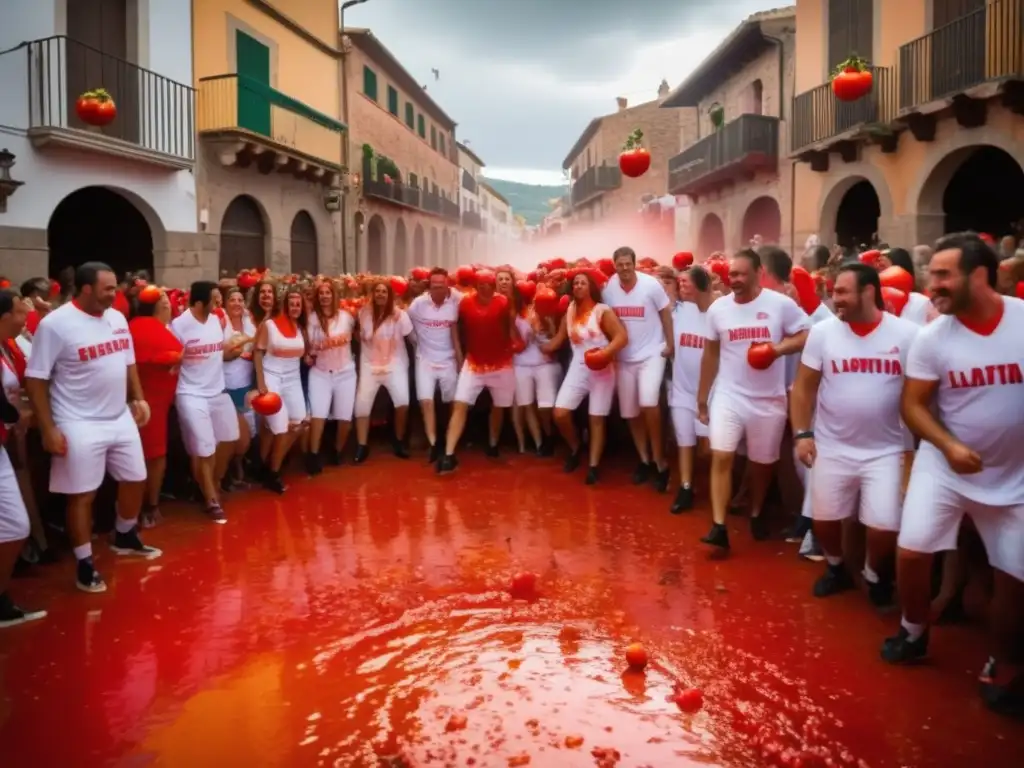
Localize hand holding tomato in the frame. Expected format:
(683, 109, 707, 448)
(747, 342, 778, 370)
(584, 347, 611, 371)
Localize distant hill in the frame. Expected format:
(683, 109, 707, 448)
(482, 177, 568, 227)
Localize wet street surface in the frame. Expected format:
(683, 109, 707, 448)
(1, 454, 1021, 767)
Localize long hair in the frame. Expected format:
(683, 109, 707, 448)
(277, 285, 308, 330)
(495, 268, 523, 314)
(249, 279, 278, 324)
(571, 270, 603, 310)
(312, 278, 341, 331)
(368, 279, 396, 333)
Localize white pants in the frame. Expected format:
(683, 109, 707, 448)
(415, 357, 458, 403)
(514, 363, 561, 408)
(177, 392, 240, 458)
(811, 450, 903, 531)
(264, 369, 308, 435)
(49, 410, 147, 495)
(670, 406, 709, 448)
(308, 366, 357, 421)
(899, 446, 1024, 582)
(355, 364, 410, 418)
(0, 449, 30, 543)
(709, 394, 787, 464)
(454, 364, 515, 408)
(554, 364, 615, 416)
(615, 356, 666, 419)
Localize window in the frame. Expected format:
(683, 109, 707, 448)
(751, 79, 763, 115)
(827, 0, 873, 72)
(363, 66, 378, 101)
(405, 102, 414, 128)
(430, 125, 437, 150)
(409, 173, 418, 188)
(439, 135, 446, 156)
(417, 114, 426, 138)
(387, 85, 398, 115)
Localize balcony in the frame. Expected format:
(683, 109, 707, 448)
(791, 66, 898, 171)
(898, 0, 1024, 134)
(571, 164, 621, 207)
(197, 74, 345, 184)
(24, 36, 194, 170)
(668, 114, 779, 197)
(461, 169, 478, 194)
(361, 158, 460, 222)
(462, 210, 483, 229)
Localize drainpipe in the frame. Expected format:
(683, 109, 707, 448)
(763, 30, 796, 257)
(339, 0, 369, 274)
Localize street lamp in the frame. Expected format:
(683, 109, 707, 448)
(338, 0, 370, 273)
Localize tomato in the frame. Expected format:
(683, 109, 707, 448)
(76, 89, 117, 126)
(0, 279, 10, 289)
(878, 265, 915, 294)
(251, 392, 283, 416)
(238, 271, 259, 290)
(747, 342, 777, 370)
(410, 266, 430, 281)
(455, 265, 476, 285)
(619, 147, 651, 178)
(584, 347, 611, 371)
(674, 688, 704, 713)
(597, 258, 615, 277)
(389, 275, 408, 296)
(1016, 281, 1024, 299)
(624, 643, 648, 670)
(546, 258, 567, 270)
(515, 280, 536, 303)
(534, 285, 560, 316)
(93, 98, 117, 125)
(138, 285, 162, 304)
(858, 248, 882, 266)
(509, 571, 537, 600)
(49, 279, 61, 297)
(831, 67, 873, 102)
(75, 95, 97, 124)
(672, 252, 694, 270)
(881, 286, 908, 316)
(557, 294, 570, 314)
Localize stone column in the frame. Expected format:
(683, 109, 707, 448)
(155, 231, 217, 286)
(0, 226, 48, 283)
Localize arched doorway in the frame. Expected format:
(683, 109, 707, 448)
(441, 229, 450, 267)
(394, 218, 408, 275)
(353, 211, 365, 273)
(937, 146, 1024, 237)
(48, 187, 154, 279)
(412, 224, 426, 267)
(741, 196, 781, 246)
(429, 228, 439, 265)
(220, 195, 266, 277)
(834, 180, 881, 250)
(367, 214, 386, 275)
(697, 213, 725, 258)
(290, 211, 318, 276)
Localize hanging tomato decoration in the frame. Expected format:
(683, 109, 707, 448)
(75, 89, 117, 127)
(831, 57, 873, 102)
(618, 129, 651, 178)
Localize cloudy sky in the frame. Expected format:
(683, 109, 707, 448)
(344, 0, 779, 186)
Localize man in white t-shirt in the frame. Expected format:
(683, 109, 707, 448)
(603, 246, 674, 490)
(406, 268, 463, 463)
(881, 234, 1024, 715)
(24, 262, 158, 595)
(790, 263, 918, 607)
(170, 281, 239, 524)
(697, 250, 809, 549)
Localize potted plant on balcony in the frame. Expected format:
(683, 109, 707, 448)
(832, 56, 873, 102)
(708, 103, 724, 131)
(75, 89, 117, 127)
(376, 155, 401, 184)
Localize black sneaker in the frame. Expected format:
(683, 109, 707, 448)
(304, 452, 323, 476)
(262, 470, 286, 494)
(484, 443, 500, 458)
(652, 466, 670, 493)
(979, 657, 1024, 717)
(392, 439, 410, 459)
(632, 462, 652, 484)
(749, 515, 770, 541)
(880, 625, 930, 664)
(784, 516, 812, 543)
(813, 563, 854, 598)
(325, 447, 343, 466)
(436, 454, 458, 474)
(585, 467, 599, 485)
(0, 592, 47, 628)
(671, 486, 694, 514)
(428, 443, 442, 463)
(76, 557, 107, 593)
(867, 578, 896, 610)
(111, 527, 163, 559)
(206, 503, 227, 525)
(701, 523, 730, 549)
(563, 448, 582, 473)
(353, 444, 370, 464)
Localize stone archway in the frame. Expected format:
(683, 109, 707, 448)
(741, 196, 782, 246)
(697, 213, 725, 259)
(413, 223, 426, 267)
(48, 186, 157, 279)
(394, 218, 408, 275)
(429, 227, 439, 266)
(218, 195, 268, 277)
(367, 214, 386, 275)
(289, 210, 318, 276)
(353, 211, 365, 273)
(833, 180, 882, 250)
(441, 229, 450, 268)
(818, 167, 894, 248)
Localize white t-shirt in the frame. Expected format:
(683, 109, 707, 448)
(222, 314, 257, 391)
(905, 296, 1024, 505)
(669, 301, 708, 408)
(307, 311, 355, 373)
(171, 310, 228, 398)
(514, 313, 555, 367)
(358, 307, 413, 373)
(901, 291, 938, 327)
(786, 301, 833, 388)
(567, 302, 610, 367)
(25, 302, 134, 423)
(602, 272, 671, 363)
(800, 314, 919, 460)
(704, 289, 809, 400)
(406, 292, 459, 364)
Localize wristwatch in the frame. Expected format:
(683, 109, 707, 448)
(794, 430, 814, 441)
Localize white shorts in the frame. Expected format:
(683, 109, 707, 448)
(308, 366, 357, 421)
(415, 357, 458, 403)
(670, 406, 709, 448)
(899, 447, 1024, 582)
(264, 369, 308, 435)
(514, 363, 562, 408)
(554, 364, 615, 416)
(454, 364, 515, 408)
(0, 449, 30, 543)
(811, 450, 903, 531)
(176, 392, 240, 458)
(615, 356, 667, 419)
(355, 365, 410, 418)
(709, 394, 787, 464)
(49, 410, 147, 495)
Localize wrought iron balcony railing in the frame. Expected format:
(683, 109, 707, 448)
(361, 159, 458, 221)
(571, 164, 622, 207)
(462, 210, 483, 229)
(461, 169, 478, 193)
(668, 114, 779, 196)
(791, 66, 897, 153)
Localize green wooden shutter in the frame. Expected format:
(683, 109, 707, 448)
(363, 66, 377, 100)
(404, 102, 414, 128)
(387, 85, 398, 115)
(236, 31, 271, 136)
(417, 114, 425, 138)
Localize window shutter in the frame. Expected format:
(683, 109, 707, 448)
(362, 66, 377, 100)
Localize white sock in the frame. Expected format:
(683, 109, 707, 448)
(73, 543, 92, 561)
(862, 563, 880, 584)
(682, 482, 691, 489)
(825, 555, 843, 567)
(900, 618, 926, 641)
(115, 516, 137, 534)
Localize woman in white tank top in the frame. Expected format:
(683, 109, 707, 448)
(253, 286, 308, 493)
(305, 279, 356, 473)
(546, 271, 628, 484)
(222, 286, 257, 486)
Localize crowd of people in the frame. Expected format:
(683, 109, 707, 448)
(0, 231, 1022, 716)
